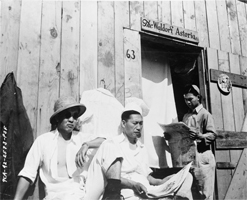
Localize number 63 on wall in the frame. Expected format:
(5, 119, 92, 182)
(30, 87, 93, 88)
(126, 49, 136, 60)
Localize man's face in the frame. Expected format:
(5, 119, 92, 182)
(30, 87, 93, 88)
(184, 93, 200, 110)
(122, 114, 143, 144)
(57, 107, 79, 134)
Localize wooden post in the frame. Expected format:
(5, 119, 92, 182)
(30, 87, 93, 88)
(123, 28, 142, 100)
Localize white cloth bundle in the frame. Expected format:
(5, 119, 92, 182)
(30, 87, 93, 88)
(79, 88, 124, 139)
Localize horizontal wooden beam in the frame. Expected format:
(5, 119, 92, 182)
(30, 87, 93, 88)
(216, 162, 236, 169)
(217, 130, 247, 139)
(216, 130, 247, 149)
(210, 69, 247, 88)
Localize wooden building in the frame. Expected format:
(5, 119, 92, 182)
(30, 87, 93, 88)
(0, 0, 247, 199)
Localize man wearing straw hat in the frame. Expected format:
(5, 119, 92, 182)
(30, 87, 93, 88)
(14, 96, 107, 200)
(85, 98, 193, 200)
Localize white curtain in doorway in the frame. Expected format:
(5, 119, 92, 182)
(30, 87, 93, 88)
(142, 59, 178, 168)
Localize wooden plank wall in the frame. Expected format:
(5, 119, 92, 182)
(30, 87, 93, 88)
(17, 0, 42, 138)
(0, 0, 22, 93)
(80, 1, 97, 92)
(37, 1, 61, 135)
(115, 2, 129, 104)
(0, 1, 1, 54)
(0, 1, 247, 199)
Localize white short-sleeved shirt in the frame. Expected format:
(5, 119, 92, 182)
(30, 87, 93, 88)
(19, 129, 95, 199)
(114, 134, 152, 198)
(85, 133, 152, 200)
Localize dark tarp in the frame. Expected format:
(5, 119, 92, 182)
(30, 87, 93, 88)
(0, 72, 33, 199)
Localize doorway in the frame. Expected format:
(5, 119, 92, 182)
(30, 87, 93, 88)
(141, 33, 206, 121)
(140, 33, 207, 169)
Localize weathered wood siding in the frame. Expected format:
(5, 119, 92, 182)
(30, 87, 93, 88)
(1, 1, 247, 199)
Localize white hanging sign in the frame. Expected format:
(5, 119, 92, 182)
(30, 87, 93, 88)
(141, 18, 199, 43)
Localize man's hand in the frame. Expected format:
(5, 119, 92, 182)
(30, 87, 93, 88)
(121, 177, 148, 198)
(163, 132, 171, 140)
(189, 127, 204, 140)
(131, 182, 148, 198)
(75, 143, 89, 168)
(75, 137, 106, 168)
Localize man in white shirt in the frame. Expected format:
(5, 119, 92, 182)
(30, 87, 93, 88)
(14, 96, 108, 200)
(85, 100, 193, 200)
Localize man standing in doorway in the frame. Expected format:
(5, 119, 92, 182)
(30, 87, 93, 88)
(182, 84, 217, 200)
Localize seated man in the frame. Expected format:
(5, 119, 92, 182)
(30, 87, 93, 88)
(14, 96, 108, 200)
(85, 100, 193, 200)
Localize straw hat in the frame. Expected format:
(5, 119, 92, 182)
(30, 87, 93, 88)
(123, 97, 149, 117)
(50, 96, 86, 124)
